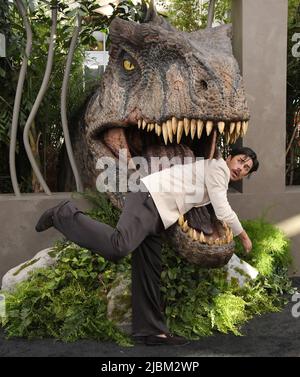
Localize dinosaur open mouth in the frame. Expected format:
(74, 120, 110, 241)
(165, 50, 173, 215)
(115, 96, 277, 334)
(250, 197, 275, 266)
(90, 116, 248, 246)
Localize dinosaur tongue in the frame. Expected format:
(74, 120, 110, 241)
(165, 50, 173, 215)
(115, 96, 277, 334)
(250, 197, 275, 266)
(103, 127, 196, 163)
(103, 128, 132, 161)
(103, 127, 202, 163)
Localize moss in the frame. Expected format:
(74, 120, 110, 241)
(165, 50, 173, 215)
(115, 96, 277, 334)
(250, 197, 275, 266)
(232, 266, 250, 279)
(13, 258, 41, 276)
(47, 248, 60, 259)
(109, 294, 131, 323)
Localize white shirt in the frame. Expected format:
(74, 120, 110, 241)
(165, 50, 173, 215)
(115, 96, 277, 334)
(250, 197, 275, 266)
(141, 158, 243, 236)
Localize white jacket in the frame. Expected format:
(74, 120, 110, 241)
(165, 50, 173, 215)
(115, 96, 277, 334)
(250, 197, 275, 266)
(141, 158, 243, 236)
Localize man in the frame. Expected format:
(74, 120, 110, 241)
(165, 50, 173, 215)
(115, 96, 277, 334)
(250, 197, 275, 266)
(35, 146, 259, 346)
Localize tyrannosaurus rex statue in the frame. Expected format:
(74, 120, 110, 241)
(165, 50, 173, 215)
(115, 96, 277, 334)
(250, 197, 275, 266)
(73, 4, 250, 268)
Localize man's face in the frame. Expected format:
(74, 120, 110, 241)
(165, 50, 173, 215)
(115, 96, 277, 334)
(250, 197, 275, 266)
(226, 154, 253, 181)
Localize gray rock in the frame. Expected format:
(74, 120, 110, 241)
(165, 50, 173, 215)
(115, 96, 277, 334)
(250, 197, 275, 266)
(1, 248, 59, 292)
(106, 273, 132, 334)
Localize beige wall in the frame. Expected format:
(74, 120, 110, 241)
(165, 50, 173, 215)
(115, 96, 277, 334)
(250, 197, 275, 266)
(231, 0, 300, 275)
(0, 194, 91, 281)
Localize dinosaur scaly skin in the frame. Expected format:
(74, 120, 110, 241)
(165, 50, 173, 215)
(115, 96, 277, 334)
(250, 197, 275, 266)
(81, 12, 250, 267)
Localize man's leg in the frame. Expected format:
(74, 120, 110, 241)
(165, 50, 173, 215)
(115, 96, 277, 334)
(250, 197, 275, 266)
(131, 234, 189, 345)
(131, 234, 168, 337)
(51, 200, 121, 261)
(50, 191, 160, 261)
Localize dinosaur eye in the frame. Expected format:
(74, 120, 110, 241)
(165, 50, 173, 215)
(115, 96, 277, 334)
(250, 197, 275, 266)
(123, 59, 135, 71)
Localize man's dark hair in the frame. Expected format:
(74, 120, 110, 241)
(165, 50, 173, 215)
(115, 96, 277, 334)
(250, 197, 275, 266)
(229, 146, 259, 174)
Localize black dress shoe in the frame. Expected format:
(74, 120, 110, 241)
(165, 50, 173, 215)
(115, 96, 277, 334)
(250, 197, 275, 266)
(35, 200, 69, 232)
(145, 334, 190, 346)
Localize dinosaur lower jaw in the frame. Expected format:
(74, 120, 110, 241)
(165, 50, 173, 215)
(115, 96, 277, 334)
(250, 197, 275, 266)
(178, 214, 234, 246)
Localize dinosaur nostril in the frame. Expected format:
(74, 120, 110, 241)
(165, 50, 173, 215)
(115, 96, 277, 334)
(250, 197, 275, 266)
(199, 80, 208, 90)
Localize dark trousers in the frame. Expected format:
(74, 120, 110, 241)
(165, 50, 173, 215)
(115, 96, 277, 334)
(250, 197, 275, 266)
(52, 190, 168, 336)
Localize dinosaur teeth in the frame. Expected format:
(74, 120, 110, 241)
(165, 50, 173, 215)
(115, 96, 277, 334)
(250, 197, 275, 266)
(236, 121, 241, 134)
(190, 119, 197, 139)
(230, 132, 238, 144)
(197, 120, 204, 138)
(206, 121, 213, 136)
(155, 123, 161, 136)
(172, 116, 177, 135)
(178, 215, 185, 226)
(213, 238, 220, 246)
(184, 118, 190, 136)
(199, 231, 206, 243)
(218, 121, 225, 134)
(241, 121, 248, 136)
(229, 122, 235, 134)
(225, 130, 231, 145)
(167, 119, 173, 143)
(177, 120, 184, 144)
(162, 122, 168, 145)
(148, 123, 154, 132)
(182, 220, 189, 232)
(221, 236, 227, 245)
(187, 228, 200, 241)
(178, 219, 233, 244)
(136, 118, 249, 144)
(226, 230, 233, 243)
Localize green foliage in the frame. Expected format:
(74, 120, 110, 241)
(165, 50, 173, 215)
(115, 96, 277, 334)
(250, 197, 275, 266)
(0, 1, 90, 192)
(2, 241, 132, 346)
(211, 293, 246, 335)
(157, 0, 231, 32)
(77, 190, 121, 227)
(0, 0, 147, 193)
(0, 193, 295, 345)
(234, 219, 292, 275)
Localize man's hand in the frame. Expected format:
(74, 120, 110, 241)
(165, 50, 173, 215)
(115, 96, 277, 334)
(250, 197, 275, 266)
(238, 230, 252, 253)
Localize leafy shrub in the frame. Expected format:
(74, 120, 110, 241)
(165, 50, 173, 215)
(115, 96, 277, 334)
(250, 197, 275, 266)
(2, 242, 132, 346)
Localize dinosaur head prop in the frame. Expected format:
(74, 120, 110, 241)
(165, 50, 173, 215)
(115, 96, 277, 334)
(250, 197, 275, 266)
(83, 7, 250, 267)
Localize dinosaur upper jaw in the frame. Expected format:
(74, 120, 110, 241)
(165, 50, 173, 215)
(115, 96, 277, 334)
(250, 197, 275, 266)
(89, 116, 248, 161)
(88, 115, 248, 247)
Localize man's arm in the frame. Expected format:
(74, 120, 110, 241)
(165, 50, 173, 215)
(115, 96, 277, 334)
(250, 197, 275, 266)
(237, 230, 252, 253)
(205, 160, 252, 253)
